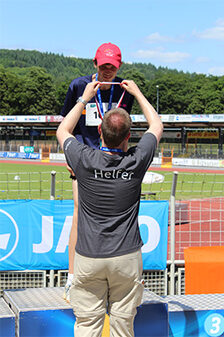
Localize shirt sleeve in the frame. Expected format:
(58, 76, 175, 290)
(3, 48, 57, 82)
(63, 137, 83, 175)
(137, 132, 157, 169)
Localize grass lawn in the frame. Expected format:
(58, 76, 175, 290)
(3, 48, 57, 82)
(142, 170, 224, 200)
(0, 161, 71, 200)
(0, 161, 223, 200)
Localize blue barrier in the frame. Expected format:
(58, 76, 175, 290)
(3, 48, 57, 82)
(0, 199, 168, 271)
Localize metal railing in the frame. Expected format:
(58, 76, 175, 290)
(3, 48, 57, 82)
(1, 139, 223, 159)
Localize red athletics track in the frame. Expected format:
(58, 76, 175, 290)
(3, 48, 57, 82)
(150, 166, 224, 174)
(0, 159, 67, 167)
(155, 162, 223, 260)
(1, 159, 224, 174)
(167, 197, 224, 260)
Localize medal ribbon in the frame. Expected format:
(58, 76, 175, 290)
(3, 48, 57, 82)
(94, 73, 125, 120)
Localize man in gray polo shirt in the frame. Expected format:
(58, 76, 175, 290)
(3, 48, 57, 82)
(57, 80, 163, 337)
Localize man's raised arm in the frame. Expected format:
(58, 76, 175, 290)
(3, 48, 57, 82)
(56, 81, 100, 149)
(121, 80, 163, 143)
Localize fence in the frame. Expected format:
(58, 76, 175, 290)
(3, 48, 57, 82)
(1, 139, 223, 159)
(0, 169, 223, 296)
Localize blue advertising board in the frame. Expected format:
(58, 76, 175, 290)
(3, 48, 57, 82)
(0, 151, 40, 159)
(0, 200, 168, 271)
(139, 201, 168, 269)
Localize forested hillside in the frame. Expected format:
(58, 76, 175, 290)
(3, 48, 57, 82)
(0, 49, 224, 115)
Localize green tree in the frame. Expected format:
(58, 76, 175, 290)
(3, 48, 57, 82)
(0, 66, 25, 115)
(186, 75, 224, 114)
(21, 67, 57, 115)
(55, 80, 71, 114)
(146, 72, 193, 114)
(1, 49, 224, 116)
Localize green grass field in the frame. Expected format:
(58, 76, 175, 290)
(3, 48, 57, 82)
(0, 161, 223, 200)
(142, 170, 224, 200)
(0, 161, 72, 200)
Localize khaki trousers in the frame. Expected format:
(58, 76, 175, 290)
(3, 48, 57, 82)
(70, 250, 143, 337)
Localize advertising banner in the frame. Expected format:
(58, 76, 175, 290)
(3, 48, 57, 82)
(0, 200, 168, 271)
(187, 131, 219, 139)
(0, 151, 40, 159)
(139, 201, 168, 269)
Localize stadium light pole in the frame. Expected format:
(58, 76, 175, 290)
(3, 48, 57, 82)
(156, 85, 159, 113)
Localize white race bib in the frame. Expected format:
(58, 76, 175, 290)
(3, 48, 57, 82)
(85, 102, 117, 126)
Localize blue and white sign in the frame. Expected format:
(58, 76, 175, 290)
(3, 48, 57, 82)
(20, 146, 34, 153)
(139, 201, 168, 270)
(0, 200, 168, 271)
(169, 310, 224, 337)
(0, 151, 40, 159)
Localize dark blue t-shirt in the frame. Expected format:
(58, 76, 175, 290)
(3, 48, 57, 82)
(61, 75, 134, 148)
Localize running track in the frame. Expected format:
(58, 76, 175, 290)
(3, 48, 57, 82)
(1, 159, 224, 174)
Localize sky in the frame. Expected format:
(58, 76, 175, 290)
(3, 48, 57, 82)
(1, 0, 224, 76)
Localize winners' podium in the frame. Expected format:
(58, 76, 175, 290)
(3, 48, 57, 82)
(3, 288, 224, 337)
(135, 290, 168, 336)
(3, 288, 74, 337)
(167, 293, 224, 337)
(3, 288, 168, 337)
(0, 297, 15, 337)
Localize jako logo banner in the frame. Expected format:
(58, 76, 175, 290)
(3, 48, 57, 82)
(0, 200, 168, 271)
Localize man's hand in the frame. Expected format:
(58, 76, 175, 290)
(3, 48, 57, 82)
(120, 80, 142, 97)
(82, 81, 100, 103)
(121, 80, 163, 143)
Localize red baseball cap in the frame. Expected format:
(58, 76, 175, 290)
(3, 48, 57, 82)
(93, 43, 122, 69)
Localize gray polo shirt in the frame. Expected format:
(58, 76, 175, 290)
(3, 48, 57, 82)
(64, 132, 157, 258)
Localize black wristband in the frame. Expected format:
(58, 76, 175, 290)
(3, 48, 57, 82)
(70, 174, 77, 181)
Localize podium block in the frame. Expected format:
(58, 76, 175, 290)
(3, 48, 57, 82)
(3, 288, 75, 337)
(3, 288, 169, 337)
(3, 288, 224, 337)
(167, 293, 224, 337)
(0, 297, 15, 337)
(135, 302, 168, 336)
(134, 290, 168, 336)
